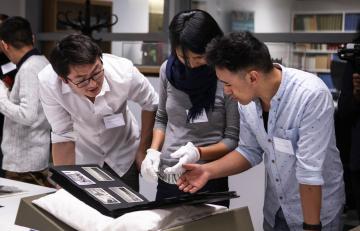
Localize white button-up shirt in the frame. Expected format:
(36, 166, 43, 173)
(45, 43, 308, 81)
(38, 54, 158, 176)
(236, 64, 345, 228)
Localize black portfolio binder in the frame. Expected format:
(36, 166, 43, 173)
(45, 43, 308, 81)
(49, 165, 239, 218)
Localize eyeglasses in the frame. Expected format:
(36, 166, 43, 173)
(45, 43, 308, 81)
(67, 68, 104, 88)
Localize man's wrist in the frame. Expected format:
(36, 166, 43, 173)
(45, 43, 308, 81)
(303, 221, 322, 230)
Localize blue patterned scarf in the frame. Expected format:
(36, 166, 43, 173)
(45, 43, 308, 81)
(166, 55, 217, 122)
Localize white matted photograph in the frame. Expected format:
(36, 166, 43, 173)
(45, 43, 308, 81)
(82, 166, 115, 181)
(110, 186, 143, 203)
(85, 188, 121, 204)
(62, 171, 95, 185)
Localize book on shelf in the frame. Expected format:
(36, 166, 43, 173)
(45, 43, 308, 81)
(49, 165, 239, 218)
(294, 43, 339, 52)
(345, 13, 360, 31)
(293, 13, 343, 31)
(315, 55, 330, 70)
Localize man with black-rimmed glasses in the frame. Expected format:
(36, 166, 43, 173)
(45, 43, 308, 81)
(38, 34, 158, 191)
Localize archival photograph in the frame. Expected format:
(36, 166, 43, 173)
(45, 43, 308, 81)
(82, 166, 114, 181)
(62, 170, 95, 185)
(85, 187, 121, 204)
(110, 186, 143, 203)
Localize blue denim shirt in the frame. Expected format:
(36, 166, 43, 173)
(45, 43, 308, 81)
(236, 64, 345, 228)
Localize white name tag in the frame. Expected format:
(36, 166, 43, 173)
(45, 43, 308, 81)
(273, 136, 294, 155)
(1, 62, 16, 74)
(186, 108, 208, 123)
(103, 113, 125, 129)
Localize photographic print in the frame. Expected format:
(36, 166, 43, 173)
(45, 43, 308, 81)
(82, 166, 115, 181)
(110, 186, 143, 203)
(85, 188, 121, 204)
(62, 171, 95, 185)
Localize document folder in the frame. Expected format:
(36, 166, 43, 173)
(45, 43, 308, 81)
(50, 165, 239, 218)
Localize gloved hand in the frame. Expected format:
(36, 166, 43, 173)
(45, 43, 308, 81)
(164, 142, 200, 175)
(140, 148, 161, 183)
(0, 80, 9, 99)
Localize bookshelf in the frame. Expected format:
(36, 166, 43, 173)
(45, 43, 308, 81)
(291, 43, 338, 73)
(291, 11, 359, 90)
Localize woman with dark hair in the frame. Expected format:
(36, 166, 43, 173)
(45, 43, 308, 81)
(141, 9, 239, 207)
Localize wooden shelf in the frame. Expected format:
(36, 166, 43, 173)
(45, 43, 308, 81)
(136, 65, 160, 76)
(306, 69, 331, 73)
(293, 49, 337, 54)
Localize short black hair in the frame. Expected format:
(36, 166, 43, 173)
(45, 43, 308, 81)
(0, 16, 33, 49)
(169, 9, 223, 57)
(49, 34, 102, 78)
(206, 31, 273, 73)
(0, 14, 9, 23)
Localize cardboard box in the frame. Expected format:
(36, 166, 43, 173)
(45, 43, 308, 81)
(15, 194, 254, 231)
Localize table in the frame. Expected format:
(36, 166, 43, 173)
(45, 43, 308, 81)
(0, 178, 56, 229)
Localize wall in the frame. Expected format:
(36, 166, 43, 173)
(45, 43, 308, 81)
(0, 0, 25, 17)
(199, 0, 293, 67)
(111, 0, 149, 62)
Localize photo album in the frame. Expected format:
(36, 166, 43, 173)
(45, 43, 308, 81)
(49, 165, 239, 218)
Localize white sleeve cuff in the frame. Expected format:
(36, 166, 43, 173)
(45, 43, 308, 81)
(51, 131, 75, 143)
(235, 146, 263, 167)
(296, 169, 324, 185)
(141, 103, 158, 112)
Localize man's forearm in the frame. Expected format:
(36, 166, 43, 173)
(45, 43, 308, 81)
(198, 142, 231, 161)
(206, 150, 252, 180)
(299, 184, 322, 225)
(52, 142, 75, 165)
(137, 110, 156, 153)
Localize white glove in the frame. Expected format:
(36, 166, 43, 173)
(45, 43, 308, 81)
(0, 80, 9, 99)
(141, 149, 161, 183)
(164, 142, 200, 175)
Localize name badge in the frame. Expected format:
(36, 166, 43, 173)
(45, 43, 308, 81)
(103, 113, 125, 129)
(273, 136, 295, 155)
(186, 108, 208, 123)
(1, 62, 16, 74)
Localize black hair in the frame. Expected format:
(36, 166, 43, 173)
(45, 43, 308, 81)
(0, 16, 33, 49)
(169, 9, 223, 64)
(0, 14, 9, 23)
(206, 31, 274, 73)
(49, 34, 102, 78)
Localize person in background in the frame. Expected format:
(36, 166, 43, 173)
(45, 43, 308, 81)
(0, 16, 51, 185)
(0, 14, 17, 178)
(177, 32, 345, 230)
(0, 14, 16, 89)
(38, 34, 158, 191)
(141, 9, 239, 207)
(337, 33, 360, 224)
